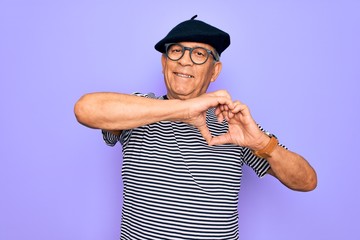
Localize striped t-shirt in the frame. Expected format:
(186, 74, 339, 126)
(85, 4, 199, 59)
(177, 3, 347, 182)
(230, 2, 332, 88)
(102, 93, 271, 240)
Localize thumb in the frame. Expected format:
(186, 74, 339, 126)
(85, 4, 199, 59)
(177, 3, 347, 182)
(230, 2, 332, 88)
(197, 124, 213, 144)
(208, 133, 232, 146)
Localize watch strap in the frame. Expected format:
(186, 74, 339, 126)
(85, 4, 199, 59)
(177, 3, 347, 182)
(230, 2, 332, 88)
(252, 136, 279, 158)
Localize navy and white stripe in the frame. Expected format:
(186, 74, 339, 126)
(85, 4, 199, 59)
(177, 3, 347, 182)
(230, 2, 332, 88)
(103, 93, 273, 240)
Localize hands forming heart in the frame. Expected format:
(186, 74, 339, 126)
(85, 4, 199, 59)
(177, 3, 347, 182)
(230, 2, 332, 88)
(183, 90, 270, 150)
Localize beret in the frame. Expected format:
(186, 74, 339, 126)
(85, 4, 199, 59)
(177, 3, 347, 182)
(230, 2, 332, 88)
(154, 15, 230, 56)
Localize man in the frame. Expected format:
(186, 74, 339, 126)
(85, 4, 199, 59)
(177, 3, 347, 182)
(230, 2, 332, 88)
(74, 15, 317, 240)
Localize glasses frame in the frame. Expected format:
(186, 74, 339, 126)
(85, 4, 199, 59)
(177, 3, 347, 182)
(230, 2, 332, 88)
(164, 43, 219, 65)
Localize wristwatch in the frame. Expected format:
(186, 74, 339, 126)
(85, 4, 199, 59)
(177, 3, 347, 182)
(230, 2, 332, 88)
(252, 132, 279, 158)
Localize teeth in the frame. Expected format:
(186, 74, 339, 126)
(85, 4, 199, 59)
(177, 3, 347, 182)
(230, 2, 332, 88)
(176, 73, 193, 78)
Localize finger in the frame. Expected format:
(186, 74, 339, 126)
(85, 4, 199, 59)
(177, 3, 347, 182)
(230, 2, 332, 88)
(220, 104, 225, 111)
(203, 96, 234, 111)
(217, 112, 225, 123)
(215, 106, 226, 123)
(219, 98, 235, 110)
(211, 90, 232, 99)
(218, 103, 232, 120)
(215, 106, 232, 122)
(228, 110, 234, 119)
(215, 112, 224, 123)
(215, 105, 224, 115)
(208, 133, 232, 146)
(231, 101, 247, 114)
(206, 93, 234, 109)
(197, 124, 213, 144)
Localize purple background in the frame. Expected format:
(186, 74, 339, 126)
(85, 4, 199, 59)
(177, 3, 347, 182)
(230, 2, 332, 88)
(1, 0, 359, 239)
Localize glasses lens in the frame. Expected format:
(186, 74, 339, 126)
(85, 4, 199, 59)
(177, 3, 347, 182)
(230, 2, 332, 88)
(191, 47, 209, 64)
(166, 44, 184, 61)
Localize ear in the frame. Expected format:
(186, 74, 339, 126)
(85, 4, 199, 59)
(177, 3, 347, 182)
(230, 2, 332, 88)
(161, 54, 167, 73)
(210, 61, 222, 82)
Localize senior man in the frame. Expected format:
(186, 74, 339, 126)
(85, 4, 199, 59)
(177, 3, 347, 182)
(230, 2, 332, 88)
(75, 15, 317, 240)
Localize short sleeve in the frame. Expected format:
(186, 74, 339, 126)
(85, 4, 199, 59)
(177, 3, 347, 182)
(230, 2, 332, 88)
(102, 130, 120, 146)
(242, 125, 288, 178)
(242, 147, 271, 178)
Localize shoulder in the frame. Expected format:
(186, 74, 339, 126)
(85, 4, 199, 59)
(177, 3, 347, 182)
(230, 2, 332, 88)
(132, 92, 165, 100)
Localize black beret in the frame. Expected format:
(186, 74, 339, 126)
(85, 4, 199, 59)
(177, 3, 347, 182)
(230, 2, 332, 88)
(154, 15, 230, 56)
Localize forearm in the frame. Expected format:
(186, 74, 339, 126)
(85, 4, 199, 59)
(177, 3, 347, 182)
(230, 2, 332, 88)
(266, 145, 317, 192)
(74, 92, 185, 130)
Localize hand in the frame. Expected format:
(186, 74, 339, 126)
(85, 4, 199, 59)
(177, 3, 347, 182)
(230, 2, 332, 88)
(182, 90, 234, 144)
(209, 100, 270, 149)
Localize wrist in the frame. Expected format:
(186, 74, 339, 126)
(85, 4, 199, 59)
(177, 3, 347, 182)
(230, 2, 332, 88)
(251, 134, 271, 151)
(251, 133, 279, 159)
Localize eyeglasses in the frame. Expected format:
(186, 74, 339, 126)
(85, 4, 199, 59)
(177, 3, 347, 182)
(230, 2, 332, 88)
(165, 43, 219, 65)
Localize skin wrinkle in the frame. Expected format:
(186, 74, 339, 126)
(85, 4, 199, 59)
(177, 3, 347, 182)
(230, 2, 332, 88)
(162, 42, 222, 101)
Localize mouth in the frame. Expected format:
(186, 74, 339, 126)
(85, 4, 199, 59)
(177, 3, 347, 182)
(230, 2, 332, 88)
(174, 72, 194, 78)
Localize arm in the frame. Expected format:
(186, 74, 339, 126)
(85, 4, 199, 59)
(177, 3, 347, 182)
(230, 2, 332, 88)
(249, 133, 317, 191)
(74, 91, 234, 141)
(265, 144, 317, 192)
(210, 100, 317, 192)
(74, 92, 184, 131)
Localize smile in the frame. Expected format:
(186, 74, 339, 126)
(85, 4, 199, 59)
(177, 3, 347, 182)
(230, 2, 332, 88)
(174, 72, 194, 78)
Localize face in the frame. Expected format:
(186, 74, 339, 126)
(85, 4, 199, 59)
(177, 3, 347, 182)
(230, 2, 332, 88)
(161, 42, 222, 100)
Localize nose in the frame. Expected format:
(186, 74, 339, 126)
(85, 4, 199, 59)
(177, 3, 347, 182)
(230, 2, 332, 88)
(178, 49, 193, 66)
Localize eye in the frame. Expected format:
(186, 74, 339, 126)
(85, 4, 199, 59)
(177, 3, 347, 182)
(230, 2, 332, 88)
(169, 45, 183, 53)
(193, 48, 207, 57)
